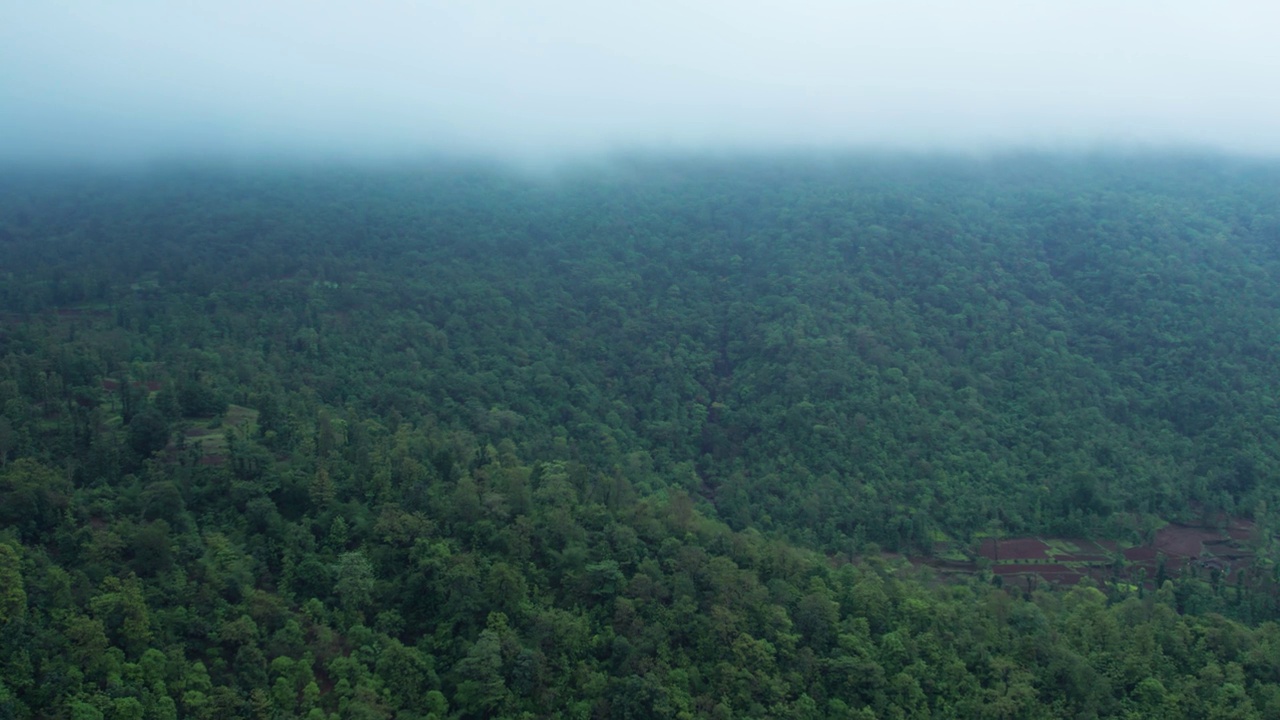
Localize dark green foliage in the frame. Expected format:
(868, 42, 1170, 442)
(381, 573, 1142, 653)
(2, 154, 1280, 717)
(175, 378, 225, 419)
(0, 459, 70, 544)
(126, 408, 169, 458)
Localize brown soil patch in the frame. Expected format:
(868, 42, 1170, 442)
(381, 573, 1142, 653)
(981, 537, 1051, 561)
(918, 517, 1265, 591)
(99, 378, 162, 395)
(1035, 571, 1087, 585)
(1122, 547, 1158, 563)
(1154, 524, 1220, 558)
(1226, 519, 1256, 542)
(993, 563, 1075, 575)
(1054, 554, 1111, 564)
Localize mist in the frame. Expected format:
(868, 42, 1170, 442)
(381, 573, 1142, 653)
(3, 1, 1278, 165)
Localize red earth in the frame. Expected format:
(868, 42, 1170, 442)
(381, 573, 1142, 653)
(980, 537, 1051, 561)
(926, 519, 1261, 590)
(1154, 524, 1221, 558)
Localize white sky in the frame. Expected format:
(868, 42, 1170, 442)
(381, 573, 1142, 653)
(2, 1, 1278, 162)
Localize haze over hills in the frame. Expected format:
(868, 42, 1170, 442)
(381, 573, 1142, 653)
(4, 2, 1280, 162)
(6, 1, 1280, 717)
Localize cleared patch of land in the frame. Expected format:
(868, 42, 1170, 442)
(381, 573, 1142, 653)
(170, 404, 259, 466)
(919, 518, 1261, 591)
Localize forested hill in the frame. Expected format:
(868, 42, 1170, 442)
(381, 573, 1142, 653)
(6, 155, 1280, 549)
(5, 154, 1280, 717)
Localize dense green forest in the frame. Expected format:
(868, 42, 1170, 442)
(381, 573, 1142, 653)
(4, 153, 1280, 717)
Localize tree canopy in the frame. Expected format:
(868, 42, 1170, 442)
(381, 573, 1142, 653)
(3, 152, 1280, 717)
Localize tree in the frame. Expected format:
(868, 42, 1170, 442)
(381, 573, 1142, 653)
(0, 544, 25, 630)
(126, 408, 170, 458)
(176, 377, 226, 418)
(335, 551, 375, 617)
(376, 639, 437, 712)
(88, 575, 153, 657)
(453, 613, 520, 718)
(0, 458, 71, 543)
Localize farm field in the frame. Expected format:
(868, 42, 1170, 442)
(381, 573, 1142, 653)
(922, 519, 1262, 591)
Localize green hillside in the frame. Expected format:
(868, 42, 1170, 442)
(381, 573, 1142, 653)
(4, 153, 1280, 717)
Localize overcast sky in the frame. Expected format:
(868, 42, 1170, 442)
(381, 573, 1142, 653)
(2, 1, 1278, 163)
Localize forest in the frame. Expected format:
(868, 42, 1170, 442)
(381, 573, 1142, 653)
(3, 152, 1280, 717)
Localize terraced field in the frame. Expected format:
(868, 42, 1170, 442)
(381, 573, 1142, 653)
(172, 404, 259, 466)
(97, 372, 259, 467)
(922, 519, 1260, 591)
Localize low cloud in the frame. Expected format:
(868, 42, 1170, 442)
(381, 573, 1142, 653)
(3, 1, 1278, 164)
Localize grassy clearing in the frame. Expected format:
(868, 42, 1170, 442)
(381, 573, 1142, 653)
(177, 404, 259, 462)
